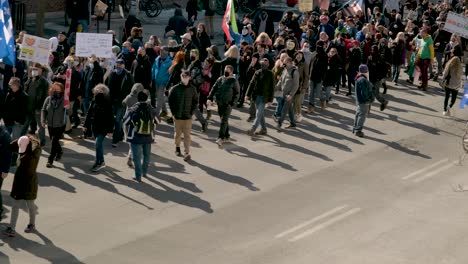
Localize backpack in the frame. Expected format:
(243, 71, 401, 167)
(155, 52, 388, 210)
(131, 105, 153, 136)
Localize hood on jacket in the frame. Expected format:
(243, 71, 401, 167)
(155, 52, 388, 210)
(130, 83, 145, 96)
(174, 8, 183, 16)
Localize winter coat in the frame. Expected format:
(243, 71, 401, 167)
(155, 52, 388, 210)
(323, 55, 341, 87)
(391, 40, 405, 65)
(296, 60, 310, 92)
(197, 32, 212, 61)
(0, 125, 11, 174)
(152, 56, 173, 87)
(367, 53, 389, 83)
(208, 77, 240, 106)
(84, 93, 114, 136)
(355, 74, 374, 104)
(168, 83, 199, 120)
(310, 50, 328, 82)
(41, 95, 66, 128)
(131, 55, 153, 90)
(107, 70, 135, 108)
(10, 135, 41, 200)
(24, 76, 49, 113)
(246, 68, 274, 103)
(166, 8, 190, 37)
(277, 65, 300, 97)
(83, 63, 104, 99)
(123, 102, 157, 144)
(2, 89, 28, 126)
(167, 62, 185, 89)
(442, 56, 463, 90)
(188, 60, 204, 88)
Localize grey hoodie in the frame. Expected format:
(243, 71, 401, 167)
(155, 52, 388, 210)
(277, 65, 300, 97)
(122, 84, 145, 109)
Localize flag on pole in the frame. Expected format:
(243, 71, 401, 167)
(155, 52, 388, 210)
(459, 82, 468, 109)
(0, 0, 15, 66)
(222, 0, 238, 43)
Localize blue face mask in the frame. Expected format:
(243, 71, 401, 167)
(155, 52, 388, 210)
(115, 67, 124, 75)
(122, 48, 129, 55)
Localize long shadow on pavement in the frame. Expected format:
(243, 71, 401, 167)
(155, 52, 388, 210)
(37, 172, 77, 194)
(188, 160, 260, 191)
(0, 230, 83, 264)
(364, 135, 432, 159)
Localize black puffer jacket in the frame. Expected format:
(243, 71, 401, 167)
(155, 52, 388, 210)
(84, 93, 114, 136)
(131, 55, 152, 90)
(208, 76, 240, 106)
(168, 83, 199, 120)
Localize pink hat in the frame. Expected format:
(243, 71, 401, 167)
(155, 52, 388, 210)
(17, 136, 30, 154)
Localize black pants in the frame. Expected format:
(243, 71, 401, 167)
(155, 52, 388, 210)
(48, 126, 65, 163)
(444, 88, 458, 111)
(218, 104, 232, 139)
(71, 100, 81, 126)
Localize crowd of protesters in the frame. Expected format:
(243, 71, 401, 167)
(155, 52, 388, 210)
(0, 0, 467, 237)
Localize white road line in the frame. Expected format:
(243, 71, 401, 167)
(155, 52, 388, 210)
(275, 205, 348, 239)
(402, 159, 449, 180)
(412, 162, 456, 183)
(288, 208, 362, 242)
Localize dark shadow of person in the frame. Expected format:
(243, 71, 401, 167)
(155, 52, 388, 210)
(2, 230, 84, 264)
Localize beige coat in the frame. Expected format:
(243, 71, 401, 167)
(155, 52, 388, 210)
(442, 56, 463, 90)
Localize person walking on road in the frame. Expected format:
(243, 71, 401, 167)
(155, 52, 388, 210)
(41, 82, 67, 168)
(83, 84, 114, 172)
(168, 70, 198, 161)
(416, 28, 435, 91)
(441, 45, 463, 117)
(123, 92, 157, 182)
(207, 65, 240, 146)
(352, 65, 374, 138)
(245, 58, 274, 136)
(0, 124, 12, 221)
(276, 57, 300, 130)
(4, 134, 41, 237)
(123, 83, 145, 168)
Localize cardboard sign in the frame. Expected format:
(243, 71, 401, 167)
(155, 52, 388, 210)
(444, 12, 468, 39)
(18, 34, 52, 65)
(75, 33, 113, 58)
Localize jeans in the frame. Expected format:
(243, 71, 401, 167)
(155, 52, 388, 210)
(419, 59, 431, 86)
(10, 199, 37, 230)
(48, 126, 65, 163)
(217, 104, 232, 139)
(154, 84, 168, 115)
(435, 52, 444, 75)
(371, 80, 386, 104)
(95, 134, 105, 164)
(112, 106, 125, 144)
(251, 96, 266, 131)
(322, 86, 332, 102)
(131, 143, 151, 180)
(174, 118, 192, 154)
(309, 81, 322, 106)
(444, 88, 459, 111)
(353, 103, 370, 133)
(248, 99, 256, 118)
(6, 123, 23, 164)
(83, 97, 91, 115)
(392, 64, 401, 82)
(275, 96, 284, 118)
(278, 97, 296, 126)
(70, 100, 81, 126)
(194, 108, 207, 127)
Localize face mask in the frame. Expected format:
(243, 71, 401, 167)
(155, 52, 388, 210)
(115, 67, 124, 75)
(224, 71, 230, 77)
(31, 70, 39, 77)
(190, 56, 196, 61)
(53, 91, 60, 98)
(73, 61, 79, 67)
(149, 39, 155, 45)
(181, 77, 190, 86)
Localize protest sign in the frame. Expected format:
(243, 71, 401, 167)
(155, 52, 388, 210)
(18, 34, 52, 65)
(75, 33, 113, 58)
(444, 12, 468, 39)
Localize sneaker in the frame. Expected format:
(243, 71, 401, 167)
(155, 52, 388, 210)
(246, 116, 254, 122)
(255, 129, 267, 135)
(24, 224, 36, 233)
(296, 114, 303, 122)
(183, 153, 191, 161)
(345, 92, 352, 96)
(246, 129, 255, 136)
(215, 138, 223, 146)
(46, 162, 53, 168)
(133, 177, 142, 183)
(443, 111, 448, 116)
(285, 124, 297, 129)
(380, 100, 388, 111)
(4, 227, 15, 237)
(355, 131, 365, 138)
(127, 159, 134, 168)
(175, 147, 182, 157)
(91, 162, 106, 172)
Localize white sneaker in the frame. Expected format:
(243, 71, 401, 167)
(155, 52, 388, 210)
(296, 114, 303, 122)
(443, 111, 448, 116)
(215, 138, 223, 146)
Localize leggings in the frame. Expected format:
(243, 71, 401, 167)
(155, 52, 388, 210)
(444, 88, 458, 111)
(10, 200, 37, 229)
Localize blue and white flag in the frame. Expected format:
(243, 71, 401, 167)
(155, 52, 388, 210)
(0, 0, 15, 66)
(459, 82, 468, 109)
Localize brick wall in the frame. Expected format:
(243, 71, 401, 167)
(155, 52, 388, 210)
(22, 0, 189, 13)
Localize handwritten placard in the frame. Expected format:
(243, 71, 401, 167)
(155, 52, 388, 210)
(75, 33, 113, 58)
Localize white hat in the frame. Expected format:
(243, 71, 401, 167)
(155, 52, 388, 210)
(17, 136, 30, 154)
(181, 33, 191, 41)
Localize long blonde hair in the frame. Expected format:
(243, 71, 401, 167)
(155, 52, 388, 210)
(224, 45, 240, 59)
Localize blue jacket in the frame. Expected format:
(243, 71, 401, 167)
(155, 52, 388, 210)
(229, 26, 253, 47)
(152, 56, 173, 87)
(0, 125, 12, 173)
(317, 23, 335, 41)
(355, 74, 374, 105)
